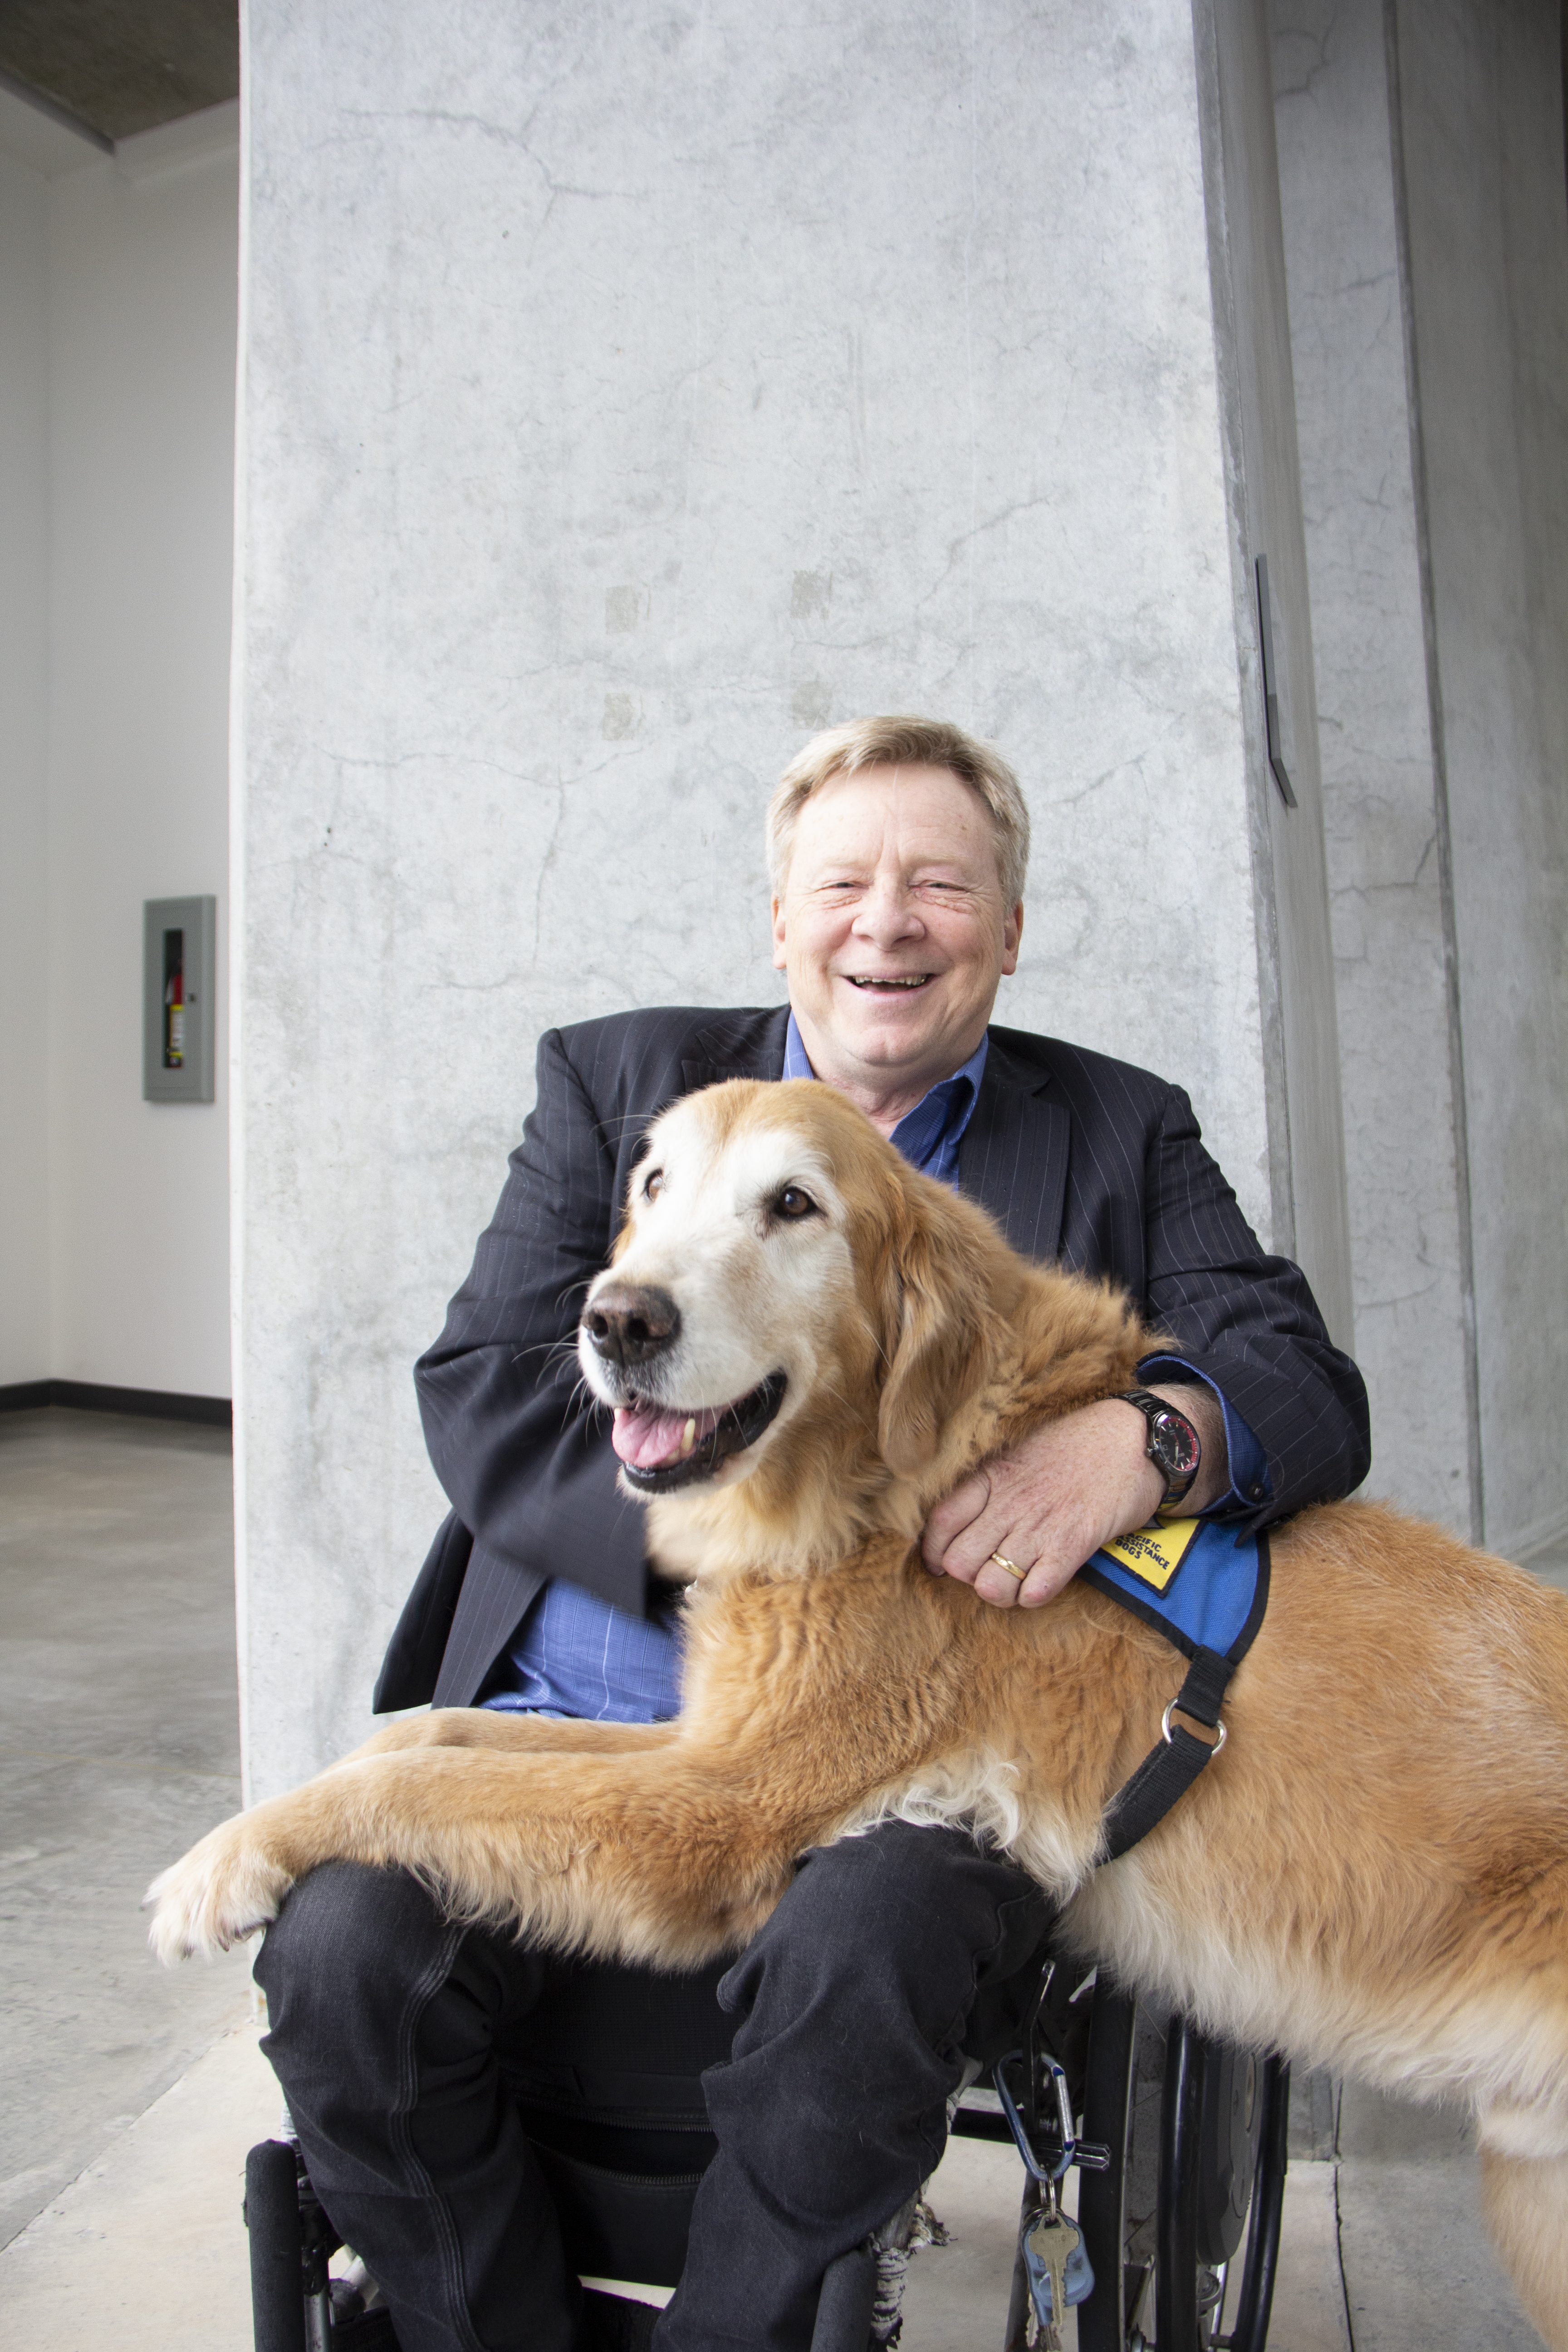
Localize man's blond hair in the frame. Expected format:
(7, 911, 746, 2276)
(766, 716, 1030, 907)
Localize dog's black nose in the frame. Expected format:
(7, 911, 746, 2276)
(583, 1284, 682, 1367)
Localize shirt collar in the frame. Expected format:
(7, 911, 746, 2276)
(781, 1011, 990, 1175)
(782, 1011, 816, 1081)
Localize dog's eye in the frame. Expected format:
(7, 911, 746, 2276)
(643, 1168, 665, 1201)
(774, 1186, 817, 1222)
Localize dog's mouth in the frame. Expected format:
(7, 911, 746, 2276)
(611, 1372, 788, 1493)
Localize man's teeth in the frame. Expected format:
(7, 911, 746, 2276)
(850, 975, 930, 988)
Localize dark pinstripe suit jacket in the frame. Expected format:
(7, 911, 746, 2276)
(377, 1005, 1368, 1713)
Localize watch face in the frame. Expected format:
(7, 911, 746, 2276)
(1150, 1409, 1201, 1479)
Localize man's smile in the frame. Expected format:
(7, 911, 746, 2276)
(844, 973, 936, 990)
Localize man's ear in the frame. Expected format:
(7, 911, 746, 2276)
(876, 1186, 997, 1477)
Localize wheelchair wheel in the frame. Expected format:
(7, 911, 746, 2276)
(245, 2140, 308, 2352)
(1076, 1989, 1288, 2351)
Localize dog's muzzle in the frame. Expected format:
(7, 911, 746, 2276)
(609, 1371, 789, 1494)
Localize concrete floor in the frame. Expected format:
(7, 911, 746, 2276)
(2, 1407, 1563, 2346)
(0, 2015, 277, 2348)
(0, 1408, 252, 2252)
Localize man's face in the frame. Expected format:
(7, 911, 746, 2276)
(771, 764, 1022, 1095)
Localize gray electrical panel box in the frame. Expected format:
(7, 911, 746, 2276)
(143, 896, 217, 1103)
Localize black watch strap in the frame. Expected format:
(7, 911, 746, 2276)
(1116, 1387, 1201, 1514)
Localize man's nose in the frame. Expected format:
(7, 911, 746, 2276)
(583, 1283, 682, 1367)
(853, 877, 923, 944)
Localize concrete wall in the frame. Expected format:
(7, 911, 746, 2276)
(1202, 0, 1352, 1342)
(0, 98, 238, 1401)
(237, 0, 1343, 1794)
(1393, 0, 1568, 1558)
(1270, 0, 1475, 1533)
(1272, 0, 1568, 1553)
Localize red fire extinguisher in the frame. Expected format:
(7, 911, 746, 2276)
(164, 935, 185, 1069)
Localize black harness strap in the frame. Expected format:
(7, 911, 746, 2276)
(1101, 1645, 1235, 1864)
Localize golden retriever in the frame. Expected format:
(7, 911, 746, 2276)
(149, 1078, 1568, 2347)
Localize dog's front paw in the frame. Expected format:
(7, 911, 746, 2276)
(144, 1815, 294, 1963)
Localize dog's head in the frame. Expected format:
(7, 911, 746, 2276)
(577, 1078, 1018, 1510)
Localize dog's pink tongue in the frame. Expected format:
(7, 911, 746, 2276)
(612, 1401, 724, 1470)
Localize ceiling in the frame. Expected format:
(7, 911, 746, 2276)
(0, 0, 238, 145)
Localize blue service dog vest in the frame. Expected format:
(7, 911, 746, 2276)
(1083, 1515, 1269, 1669)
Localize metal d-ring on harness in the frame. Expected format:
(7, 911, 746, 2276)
(1101, 1642, 1235, 1863)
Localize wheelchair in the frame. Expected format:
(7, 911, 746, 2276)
(244, 1927, 1289, 2352)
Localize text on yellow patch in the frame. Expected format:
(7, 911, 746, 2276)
(1098, 1517, 1202, 1592)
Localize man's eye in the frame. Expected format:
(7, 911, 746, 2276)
(774, 1186, 817, 1221)
(644, 1168, 664, 1200)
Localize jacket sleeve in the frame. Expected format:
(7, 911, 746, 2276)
(412, 1027, 651, 1617)
(1137, 1084, 1371, 1523)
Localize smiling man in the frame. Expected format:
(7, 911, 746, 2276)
(254, 717, 1369, 2352)
(768, 743, 1247, 1606)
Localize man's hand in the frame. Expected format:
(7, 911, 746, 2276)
(921, 1385, 1226, 1610)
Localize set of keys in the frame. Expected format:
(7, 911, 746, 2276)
(1020, 2184, 1093, 2350)
(995, 2044, 1107, 2349)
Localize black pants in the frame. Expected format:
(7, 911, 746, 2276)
(254, 1820, 1050, 2352)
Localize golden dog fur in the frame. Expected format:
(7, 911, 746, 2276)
(149, 1079, 1568, 2346)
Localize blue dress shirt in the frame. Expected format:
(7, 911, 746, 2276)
(781, 1011, 988, 1186)
(483, 1017, 1266, 1723)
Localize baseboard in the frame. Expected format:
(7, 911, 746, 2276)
(0, 1378, 231, 1429)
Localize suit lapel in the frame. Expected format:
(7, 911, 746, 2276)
(958, 1040, 1071, 1264)
(430, 1543, 545, 1709)
(681, 1004, 790, 1092)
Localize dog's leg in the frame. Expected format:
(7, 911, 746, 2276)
(348, 1713, 681, 1759)
(147, 1742, 815, 1971)
(149, 1563, 1000, 1972)
(1480, 2145, 1568, 2350)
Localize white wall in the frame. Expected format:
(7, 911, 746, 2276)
(0, 131, 52, 1387)
(0, 98, 238, 1401)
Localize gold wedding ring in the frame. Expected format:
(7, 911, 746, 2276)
(988, 1551, 1028, 1582)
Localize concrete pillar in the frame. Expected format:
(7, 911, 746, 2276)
(236, 0, 1347, 1793)
(1392, 0, 1568, 1558)
(1270, 0, 1475, 1534)
(1271, 0, 1568, 1553)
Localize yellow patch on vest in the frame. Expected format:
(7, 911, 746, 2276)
(1098, 1516, 1202, 1592)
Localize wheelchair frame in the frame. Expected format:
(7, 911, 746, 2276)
(243, 1952, 1288, 2352)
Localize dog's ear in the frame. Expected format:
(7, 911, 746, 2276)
(876, 1184, 998, 1476)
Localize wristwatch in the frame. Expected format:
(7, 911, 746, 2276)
(1117, 1388, 1202, 1516)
